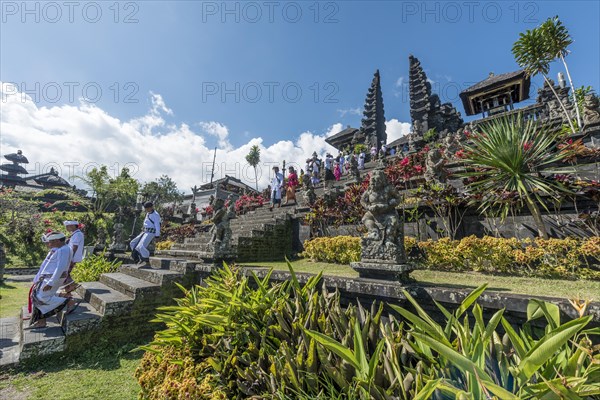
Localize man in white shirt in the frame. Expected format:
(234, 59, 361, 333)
(130, 202, 161, 265)
(62, 220, 84, 294)
(27, 231, 78, 329)
(269, 166, 284, 211)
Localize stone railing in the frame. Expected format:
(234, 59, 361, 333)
(472, 103, 547, 126)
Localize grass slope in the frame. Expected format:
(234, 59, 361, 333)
(0, 281, 30, 318)
(0, 345, 142, 400)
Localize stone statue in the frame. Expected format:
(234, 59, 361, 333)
(95, 228, 107, 252)
(350, 154, 361, 184)
(582, 93, 600, 126)
(302, 173, 316, 206)
(424, 148, 447, 184)
(444, 131, 461, 157)
(408, 133, 417, 153)
(109, 222, 127, 252)
(350, 169, 413, 281)
(209, 198, 231, 246)
(412, 120, 423, 136)
(226, 194, 236, 218)
(360, 170, 402, 243)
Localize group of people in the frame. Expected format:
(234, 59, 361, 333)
(25, 202, 161, 330)
(25, 221, 84, 329)
(269, 166, 298, 210)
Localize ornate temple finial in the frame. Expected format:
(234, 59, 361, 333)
(359, 69, 387, 150)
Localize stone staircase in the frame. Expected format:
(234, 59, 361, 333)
(0, 258, 198, 369)
(158, 205, 304, 262)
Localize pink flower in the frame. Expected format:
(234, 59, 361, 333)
(523, 141, 533, 151)
(455, 149, 465, 159)
(400, 157, 410, 166)
(414, 165, 423, 173)
(44, 220, 51, 226)
(72, 201, 80, 206)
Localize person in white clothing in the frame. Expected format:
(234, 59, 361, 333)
(27, 231, 78, 329)
(269, 166, 284, 211)
(130, 202, 161, 264)
(62, 220, 84, 294)
(358, 151, 366, 170)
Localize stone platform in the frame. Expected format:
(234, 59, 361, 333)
(350, 261, 415, 281)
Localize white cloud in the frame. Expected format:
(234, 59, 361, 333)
(199, 121, 233, 151)
(395, 76, 405, 87)
(386, 119, 411, 143)
(336, 108, 361, 118)
(0, 82, 340, 193)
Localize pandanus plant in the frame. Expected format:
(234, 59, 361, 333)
(460, 114, 574, 239)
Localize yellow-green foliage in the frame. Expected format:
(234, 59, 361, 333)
(155, 240, 174, 251)
(419, 235, 600, 280)
(70, 253, 121, 282)
(302, 236, 361, 264)
(302, 235, 600, 280)
(136, 345, 227, 400)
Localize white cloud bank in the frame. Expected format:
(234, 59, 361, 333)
(1, 83, 409, 193)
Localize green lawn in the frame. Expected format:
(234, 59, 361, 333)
(237, 259, 600, 301)
(0, 281, 30, 318)
(0, 345, 142, 400)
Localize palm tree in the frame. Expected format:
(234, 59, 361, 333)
(461, 115, 573, 239)
(540, 16, 582, 128)
(512, 22, 576, 134)
(245, 145, 261, 191)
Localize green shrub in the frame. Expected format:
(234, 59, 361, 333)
(302, 236, 361, 264)
(137, 263, 600, 399)
(71, 253, 121, 282)
(418, 235, 600, 280)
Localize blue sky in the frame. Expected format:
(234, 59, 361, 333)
(1, 1, 599, 190)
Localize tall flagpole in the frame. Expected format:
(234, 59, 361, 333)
(209, 146, 217, 187)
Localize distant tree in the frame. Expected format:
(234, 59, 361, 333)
(245, 145, 261, 191)
(540, 16, 581, 128)
(140, 175, 183, 211)
(77, 166, 139, 216)
(512, 19, 576, 134)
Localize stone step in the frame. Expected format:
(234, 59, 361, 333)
(20, 306, 65, 360)
(148, 257, 193, 272)
(156, 249, 205, 259)
(57, 295, 102, 336)
(0, 317, 20, 369)
(100, 273, 161, 299)
(120, 264, 183, 285)
(76, 281, 134, 316)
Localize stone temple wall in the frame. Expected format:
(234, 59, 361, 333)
(236, 218, 293, 262)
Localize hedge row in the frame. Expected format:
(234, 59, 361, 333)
(302, 235, 600, 280)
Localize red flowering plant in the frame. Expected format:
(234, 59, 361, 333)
(384, 149, 426, 189)
(203, 205, 214, 217)
(234, 194, 266, 214)
(558, 138, 600, 163)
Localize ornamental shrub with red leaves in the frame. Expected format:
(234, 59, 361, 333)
(234, 194, 266, 214)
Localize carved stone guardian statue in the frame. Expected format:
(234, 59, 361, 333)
(424, 148, 447, 184)
(350, 169, 414, 281)
(109, 222, 127, 253)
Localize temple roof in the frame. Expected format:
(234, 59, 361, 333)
(325, 126, 360, 149)
(197, 175, 257, 193)
(460, 70, 531, 116)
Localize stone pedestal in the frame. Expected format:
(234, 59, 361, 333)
(350, 261, 414, 281)
(349, 168, 415, 282)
